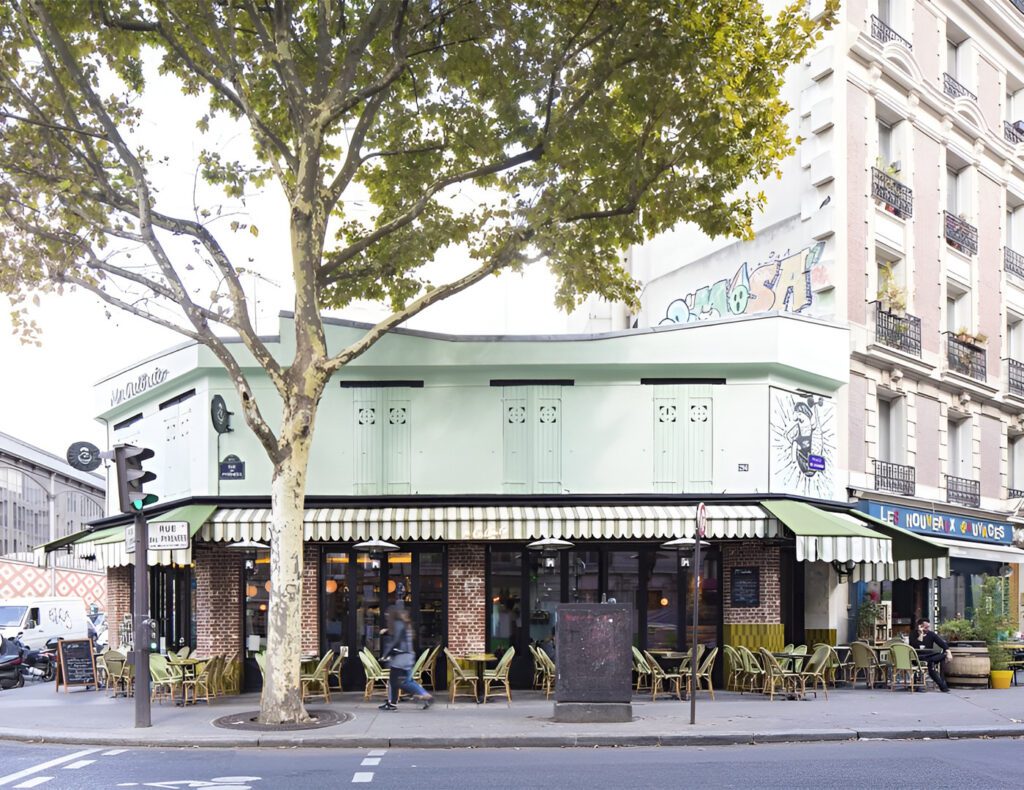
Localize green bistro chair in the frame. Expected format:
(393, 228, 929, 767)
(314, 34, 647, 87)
(631, 645, 652, 693)
(301, 650, 334, 703)
(849, 641, 885, 688)
(149, 653, 182, 704)
(888, 642, 926, 692)
(693, 646, 719, 700)
(759, 648, 800, 701)
(483, 647, 516, 705)
(737, 646, 765, 693)
(358, 649, 389, 701)
(643, 650, 686, 701)
(537, 647, 556, 699)
(722, 644, 744, 692)
(529, 645, 545, 690)
(798, 644, 832, 700)
(443, 648, 480, 704)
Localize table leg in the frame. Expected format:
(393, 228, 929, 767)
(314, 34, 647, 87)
(476, 662, 485, 703)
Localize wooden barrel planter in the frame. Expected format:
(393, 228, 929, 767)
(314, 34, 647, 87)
(945, 643, 989, 688)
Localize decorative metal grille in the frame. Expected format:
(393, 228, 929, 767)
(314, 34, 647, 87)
(1010, 359, 1024, 397)
(1005, 121, 1024, 145)
(538, 405, 558, 424)
(357, 407, 376, 425)
(874, 303, 922, 357)
(657, 404, 677, 423)
(689, 404, 709, 423)
(947, 335, 987, 380)
(388, 407, 407, 425)
(1005, 247, 1024, 278)
(944, 211, 978, 256)
(946, 475, 980, 508)
(870, 15, 912, 49)
(872, 168, 913, 218)
(874, 459, 916, 496)
(943, 72, 977, 102)
(506, 405, 526, 424)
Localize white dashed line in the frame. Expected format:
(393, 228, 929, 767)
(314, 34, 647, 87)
(103, 749, 128, 756)
(12, 778, 51, 789)
(360, 758, 381, 766)
(0, 749, 102, 787)
(352, 772, 374, 783)
(367, 750, 387, 756)
(63, 760, 96, 770)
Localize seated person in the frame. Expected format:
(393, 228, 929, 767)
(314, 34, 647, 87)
(908, 618, 950, 692)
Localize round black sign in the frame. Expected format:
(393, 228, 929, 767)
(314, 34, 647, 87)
(66, 441, 102, 472)
(211, 394, 232, 434)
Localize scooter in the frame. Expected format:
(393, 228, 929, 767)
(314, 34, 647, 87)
(11, 633, 55, 682)
(0, 634, 25, 690)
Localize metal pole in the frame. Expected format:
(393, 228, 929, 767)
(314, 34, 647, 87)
(689, 539, 700, 726)
(133, 511, 151, 728)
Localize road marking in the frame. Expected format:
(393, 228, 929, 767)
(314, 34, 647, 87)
(12, 778, 51, 789)
(352, 773, 374, 783)
(366, 750, 387, 757)
(103, 749, 128, 756)
(0, 749, 101, 787)
(63, 760, 96, 770)
(360, 758, 381, 766)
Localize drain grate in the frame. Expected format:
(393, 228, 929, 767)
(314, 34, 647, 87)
(212, 708, 350, 732)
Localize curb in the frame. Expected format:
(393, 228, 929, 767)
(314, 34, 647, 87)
(0, 725, 1022, 749)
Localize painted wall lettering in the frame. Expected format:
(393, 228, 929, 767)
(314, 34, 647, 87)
(110, 367, 170, 407)
(659, 242, 825, 325)
(860, 501, 1012, 546)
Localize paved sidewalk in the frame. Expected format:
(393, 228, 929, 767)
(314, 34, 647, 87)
(0, 681, 1021, 749)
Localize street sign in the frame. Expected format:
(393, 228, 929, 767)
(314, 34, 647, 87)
(219, 454, 246, 480)
(126, 521, 190, 552)
(66, 441, 103, 472)
(696, 501, 708, 538)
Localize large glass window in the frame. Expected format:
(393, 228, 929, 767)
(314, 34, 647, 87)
(645, 551, 678, 650)
(356, 554, 384, 657)
(528, 551, 561, 648)
(488, 550, 523, 654)
(416, 551, 445, 648)
(606, 550, 640, 646)
(323, 552, 350, 655)
(569, 549, 600, 603)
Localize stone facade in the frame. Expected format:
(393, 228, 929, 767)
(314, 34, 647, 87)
(194, 545, 242, 658)
(446, 543, 485, 654)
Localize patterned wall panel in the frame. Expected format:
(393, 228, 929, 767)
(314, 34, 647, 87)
(0, 558, 106, 608)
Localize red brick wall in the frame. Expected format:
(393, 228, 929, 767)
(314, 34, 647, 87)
(194, 546, 242, 658)
(106, 566, 131, 649)
(722, 542, 780, 624)
(301, 545, 320, 654)
(447, 544, 485, 654)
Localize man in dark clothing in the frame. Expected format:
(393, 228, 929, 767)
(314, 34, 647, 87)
(909, 618, 950, 692)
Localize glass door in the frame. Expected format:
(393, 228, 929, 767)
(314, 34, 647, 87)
(242, 549, 270, 691)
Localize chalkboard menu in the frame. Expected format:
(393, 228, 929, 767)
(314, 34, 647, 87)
(730, 567, 760, 608)
(55, 639, 97, 692)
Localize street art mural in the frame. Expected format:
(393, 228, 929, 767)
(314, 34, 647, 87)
(769, 386, 837, 500)
(659, 241, 826, 325)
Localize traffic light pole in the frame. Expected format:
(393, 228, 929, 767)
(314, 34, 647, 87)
(133, 510, 151, 728)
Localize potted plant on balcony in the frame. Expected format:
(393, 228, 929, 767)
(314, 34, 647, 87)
(877, 270, 907, 316)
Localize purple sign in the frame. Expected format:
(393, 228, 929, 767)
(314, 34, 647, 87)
(807, 454, 826, 471)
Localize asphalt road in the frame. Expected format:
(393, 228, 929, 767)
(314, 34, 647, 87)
(0, 738, 1020, 789)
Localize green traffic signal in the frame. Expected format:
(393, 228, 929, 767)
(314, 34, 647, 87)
(131, 494, 159, 511)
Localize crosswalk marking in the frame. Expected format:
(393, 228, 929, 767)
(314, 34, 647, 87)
(12, 778, 51, 789)
(63, 760, 96, 770)
(103, 750, 128, 756)
(0, 749, 101, 787)
(352, 772, 374, 783)
(366, 750, 387, 757)
(360, 758, 381, 766)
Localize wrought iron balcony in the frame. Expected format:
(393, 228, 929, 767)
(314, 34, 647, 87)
(1009, 487, 1024, 499)
(946, 475, 980, 508)
(1006, 247, 1024, 278)
(943, 73, 977, 102)
(1010, 359, 1024, 397)
(944, 211, 978, 256)
(872, 168, 913, 219)
(874, 459, 916, 496)
(874, 302, 921, 357)
(1005, 120, 1024, 145)
(946, 335, 986, 380)
(870, 15, 912, 49)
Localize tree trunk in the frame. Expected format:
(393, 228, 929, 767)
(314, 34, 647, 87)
(259, 428, 313, 724)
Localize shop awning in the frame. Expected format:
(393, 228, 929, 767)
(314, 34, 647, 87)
(204, 503, 778, 543)
(68, 504, 217, 568)
(842, 510, 950, 581)
(944, 540, 1024, 565)
(760, 500, 892, 564)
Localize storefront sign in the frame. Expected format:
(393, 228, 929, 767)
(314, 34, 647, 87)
(730, 567, 760, 608)
(109, 367, 169, 407)
(126, 521, 190, 552)
(859, 501, 1012, 546)
(219, 454, 245, 480)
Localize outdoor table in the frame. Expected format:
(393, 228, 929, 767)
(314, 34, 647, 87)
(166, 656, 204, 705)
(300, 654, 320, 674)
(648, 650, 687, 672)
(464, 653, 496, 703)
(771, 652, 807, 673)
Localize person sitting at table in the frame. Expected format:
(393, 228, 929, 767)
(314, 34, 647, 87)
(909, 618, 950, 693)
(378, 604, 434, 711)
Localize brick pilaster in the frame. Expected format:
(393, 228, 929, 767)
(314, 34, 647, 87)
(447, 544, 485, 654)
(106, 566, 132, 649)
(194, 545, 243, 657)
(722, 542, 781, 624)
(301, 544, 320, 654)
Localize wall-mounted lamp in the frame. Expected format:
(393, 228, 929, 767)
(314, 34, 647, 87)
(832, 559, 857, 581)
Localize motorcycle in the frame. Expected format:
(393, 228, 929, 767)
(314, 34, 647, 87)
(13, 633, 56, 682)
(0, 633, 25, 690)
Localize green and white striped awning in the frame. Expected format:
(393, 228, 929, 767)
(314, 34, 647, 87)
(203, 503, 777, 543)
(761, 500, 893, 564)
(844, 510, 950, 581)
(66, 505, 216, 568)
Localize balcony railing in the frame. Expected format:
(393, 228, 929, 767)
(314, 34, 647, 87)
(946, 475, 981, 508)
(1009, 487, 1024, 499)
(1005, 247, 1024, 278)
(1010, 359, 1024, 397)
(872, 168, 913, 218)
(943, 73, 977, 102)
(1005, 120, 1024, 145)
(874, 302, 922, 357)
(874, 459, 916, 496)
(944, 211, 978, 255)
(870, 15, 912, 49)
(947, 335, 986, 380)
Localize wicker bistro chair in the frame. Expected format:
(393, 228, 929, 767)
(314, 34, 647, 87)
(677, 644, 705, 676)
(537, 647, 556, 699)
(327, 652, 345, 691)
(758, 648, 801, 701)
(302, 650, 334, 703)
(101, 650, 125, 696)
(631, 645, 653, 693)
(358, 648, 389, 701)
(529, 645, 546, 690)
(888, 643, 927, 692)
(693, 646, 719, 700)
(419, 645, 441, 691)
(221, 650, 241, 695)
(149, 653, 183, 704)
(483, 647, 516, 705)
(736, 646, 765, 693)
(849, 641, 886, 688)
(798, 644, 832, 700)
(182, 657, 216, 705)
(410, 648, 432, 693)
(643, 650, 687, 701)
(443, 648, 480, 704)
(254, 650, 267, 680)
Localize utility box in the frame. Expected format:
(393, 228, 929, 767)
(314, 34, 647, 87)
(552, 603, 632, 723)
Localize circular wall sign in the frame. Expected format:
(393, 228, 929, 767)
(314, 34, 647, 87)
(66, 441, 102, 472)
(211, 394, 232, 434)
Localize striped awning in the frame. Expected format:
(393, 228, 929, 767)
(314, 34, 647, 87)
(203, 504, 777, 543)
(845, 511, 950, 581)
(67, 505, 217, 568)
(761, 500, 893, 565)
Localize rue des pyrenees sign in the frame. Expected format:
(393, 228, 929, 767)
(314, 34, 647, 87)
(126, 521, 190, 553)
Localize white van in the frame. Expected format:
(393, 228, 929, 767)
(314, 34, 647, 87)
(0, 597, 92, 650)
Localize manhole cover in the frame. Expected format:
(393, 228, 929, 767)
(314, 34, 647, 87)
(212, 709, 350, 732)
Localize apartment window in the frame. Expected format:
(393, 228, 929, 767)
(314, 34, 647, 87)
(946, 167, 961, 215)
(947, 417, 971, 477)
(1010, 316, 1024, 359)
(877, 395, 905, 463)
(946, 285, 970, 334)
(946, 40, 960, 79)
(1010, 435, 1024, 494)
(878, 121, 893, 166)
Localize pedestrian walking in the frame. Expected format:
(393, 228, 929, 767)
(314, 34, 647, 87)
(378, 604, 433, 711)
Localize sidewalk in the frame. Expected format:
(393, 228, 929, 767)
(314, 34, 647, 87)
(1, 681, 1021, 749)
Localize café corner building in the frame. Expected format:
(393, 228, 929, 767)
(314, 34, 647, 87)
(41, 312, 961, 690)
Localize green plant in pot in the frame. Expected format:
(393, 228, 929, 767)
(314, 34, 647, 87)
(937, 618, 978, 642)
(856, 595, 883, 640)
(877, 268, 907, 316)
(973, 576, 1013, 689)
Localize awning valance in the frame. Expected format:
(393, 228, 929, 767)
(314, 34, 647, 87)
(761, 500, 892, 564)
(845, 510, 950, 581)
(69, 505, 217, 568)
(203, 503, 778, 543)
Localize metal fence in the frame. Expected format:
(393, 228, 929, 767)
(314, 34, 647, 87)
(874, 303, 921, 357)
(870, 15, 912, 49)
(1006, 247, 1024, 278)
(947, 335, 986, 380)
(946, 475, 980, 508)
(944, 211, 978, 256)
(874, 459, 916, 496)
(943, 72, 977, 102)
(872, 168, 913, 218)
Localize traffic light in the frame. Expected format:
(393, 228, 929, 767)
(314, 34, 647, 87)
(114, 444, 158, 514)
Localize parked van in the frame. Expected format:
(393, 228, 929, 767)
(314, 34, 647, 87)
(0, 597, 92, 650)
